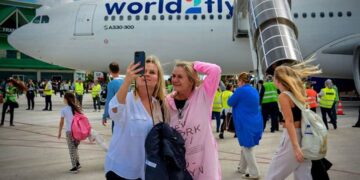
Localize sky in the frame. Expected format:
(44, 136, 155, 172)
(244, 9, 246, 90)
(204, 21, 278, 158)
(16, 0, 77, 7)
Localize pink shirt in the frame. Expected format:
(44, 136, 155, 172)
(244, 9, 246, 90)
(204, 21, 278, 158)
(166, 61, 222, 180)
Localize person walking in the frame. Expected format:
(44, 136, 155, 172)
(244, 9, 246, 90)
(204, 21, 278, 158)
(102, 62, 124, 133)
(319, 79, 337, 129)
(266, 62, 321, 180)
(43, 79, 53, 111)
(74, 79, 84, 107)
(26, 79, 36, 110)
(212, 86, 223, 133)
(228, 72, 263, 179)
(105, 56, 166, 180)
(57, 92, 82, 173)
(306, 81, 318, 112)
(1, 79, 27, 126)
(166, 61, 221, 180)
(260, 75, 279, 132)
(219, 84, 234, 139)
(92, 80, 101, 112)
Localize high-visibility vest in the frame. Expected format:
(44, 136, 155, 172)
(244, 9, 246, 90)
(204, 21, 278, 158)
(75, 82, 84, 95)
(262, 82, 278, 104)
(319, 88, 336, 108)
(92, 84, 101, 98)
(167, 84, 173, 93)
(306, 89, 318, 108)
(221, 90, 233, 109)
(5, 86, 17, 102)
(44, 82, 52, 96)
(212, 90, 223, 112)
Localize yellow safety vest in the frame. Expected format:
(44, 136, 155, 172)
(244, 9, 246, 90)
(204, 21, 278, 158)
(44, 83, 52, 96)
(212, 90, 223, 112)
(221, 90, 233, 109)
(75, 82, 84, 95)
(262, 82, 278, 104)
(319, 87, 336, 108)
(92, 84, 101, 98)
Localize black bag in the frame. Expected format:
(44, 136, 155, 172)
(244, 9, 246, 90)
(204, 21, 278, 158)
(145, 100, 192, 180)
(10, 101, 19, 108)
(222, 112, 235, 133)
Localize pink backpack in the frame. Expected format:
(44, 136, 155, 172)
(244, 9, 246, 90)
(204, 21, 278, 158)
(71, 112, 91, 141)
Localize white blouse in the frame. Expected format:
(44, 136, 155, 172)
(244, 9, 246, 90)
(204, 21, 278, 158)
(105, 92, 163, 179)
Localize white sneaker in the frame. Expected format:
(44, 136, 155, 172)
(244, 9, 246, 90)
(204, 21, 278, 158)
(242, 174, 259, 179)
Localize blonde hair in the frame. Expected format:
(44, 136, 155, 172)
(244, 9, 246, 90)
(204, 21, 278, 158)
(238, 72, 251, 84)
(135, 55, 167, 119)
(174, 61, 199, 90)
(274, 60, 322, 103)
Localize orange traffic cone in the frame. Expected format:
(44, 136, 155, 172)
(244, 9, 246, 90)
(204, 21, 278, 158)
(337, 100, 344, 115)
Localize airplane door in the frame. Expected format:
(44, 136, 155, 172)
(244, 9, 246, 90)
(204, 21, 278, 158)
(74, 4, 96, 36)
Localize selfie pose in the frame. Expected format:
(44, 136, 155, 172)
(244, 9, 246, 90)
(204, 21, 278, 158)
(105, 55, 166, 180)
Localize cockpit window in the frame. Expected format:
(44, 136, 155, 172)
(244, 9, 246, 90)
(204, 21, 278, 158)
(32, 16, 41, 24)
(41, 15, 49, 23)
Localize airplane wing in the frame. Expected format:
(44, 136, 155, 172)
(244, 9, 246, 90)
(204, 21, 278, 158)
(322, 34, 360, 55)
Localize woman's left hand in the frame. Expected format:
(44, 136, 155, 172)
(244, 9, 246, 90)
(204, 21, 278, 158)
(294, 146, 304, 162)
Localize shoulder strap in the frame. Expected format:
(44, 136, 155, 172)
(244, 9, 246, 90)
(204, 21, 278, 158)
(159, 100, 165, 123)
(283, 91, 306, 111)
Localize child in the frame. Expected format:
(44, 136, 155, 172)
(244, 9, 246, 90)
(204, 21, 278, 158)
(57, 92, 81, 173)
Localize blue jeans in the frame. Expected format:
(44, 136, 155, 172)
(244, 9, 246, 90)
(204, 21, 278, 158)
(212, 111, 221, 132)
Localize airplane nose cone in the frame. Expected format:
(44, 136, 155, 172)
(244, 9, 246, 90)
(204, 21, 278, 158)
(8, 26, 41, 59)
(8, 29, 21, 50)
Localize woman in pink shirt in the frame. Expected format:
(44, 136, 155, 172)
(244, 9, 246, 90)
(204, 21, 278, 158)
(166, 61, 221, 180)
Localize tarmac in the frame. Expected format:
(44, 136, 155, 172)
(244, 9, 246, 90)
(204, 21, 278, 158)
(0, 93, 359, 180)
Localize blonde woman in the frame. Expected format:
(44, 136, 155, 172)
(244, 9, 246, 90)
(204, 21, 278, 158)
(166, 61, 221, 180)
(266, 62, 321, 180)
(105, 56, 166, 180)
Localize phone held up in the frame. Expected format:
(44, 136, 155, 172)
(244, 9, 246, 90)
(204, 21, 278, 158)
(134, 51, 145, 75)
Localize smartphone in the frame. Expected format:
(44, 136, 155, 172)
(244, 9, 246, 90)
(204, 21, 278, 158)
(134, 51, 145, 75)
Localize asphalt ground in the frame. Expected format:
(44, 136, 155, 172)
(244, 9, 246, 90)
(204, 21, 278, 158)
(0, 94, 359, 180)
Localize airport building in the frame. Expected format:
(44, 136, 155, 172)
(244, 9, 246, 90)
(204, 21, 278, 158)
(0, 0, 75, 82)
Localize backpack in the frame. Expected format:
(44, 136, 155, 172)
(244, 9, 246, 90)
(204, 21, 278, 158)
(71, 112, 91, 141)
(284, 91, 328, 160)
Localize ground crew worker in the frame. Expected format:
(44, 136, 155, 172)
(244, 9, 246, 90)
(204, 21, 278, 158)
(92, 80, 101, 112)
(306, 81, 318, 112)
(74, 78, 84, 106)
(212, 86, 223, 133)
(319, 79, 337, 129)
(260, 75, 279, 132)
(219, 84, 234, 139)
(43, 79, 52, 111)
(167, 77, 173, 94)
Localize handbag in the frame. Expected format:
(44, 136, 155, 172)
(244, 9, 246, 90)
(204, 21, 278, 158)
(224, 112, 235, 132)
(9, 101, 19, 108)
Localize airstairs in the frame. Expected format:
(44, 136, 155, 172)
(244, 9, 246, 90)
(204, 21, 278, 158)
(233, 0, 304, 75)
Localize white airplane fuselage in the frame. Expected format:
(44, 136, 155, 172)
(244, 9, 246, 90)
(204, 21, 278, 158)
(8, 0, 360, 78)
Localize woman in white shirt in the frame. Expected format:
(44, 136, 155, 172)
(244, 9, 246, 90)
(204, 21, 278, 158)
(105, 56, 166, 180)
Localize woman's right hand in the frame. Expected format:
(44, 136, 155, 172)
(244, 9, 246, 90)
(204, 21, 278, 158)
(124, 62, 143, 83)
(294, 146, 304, 162)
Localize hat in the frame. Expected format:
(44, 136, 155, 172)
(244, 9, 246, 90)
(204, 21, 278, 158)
(325, 79, 333, 87)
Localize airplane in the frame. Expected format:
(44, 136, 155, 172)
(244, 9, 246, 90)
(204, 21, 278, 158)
(7, 0, 360, 91)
